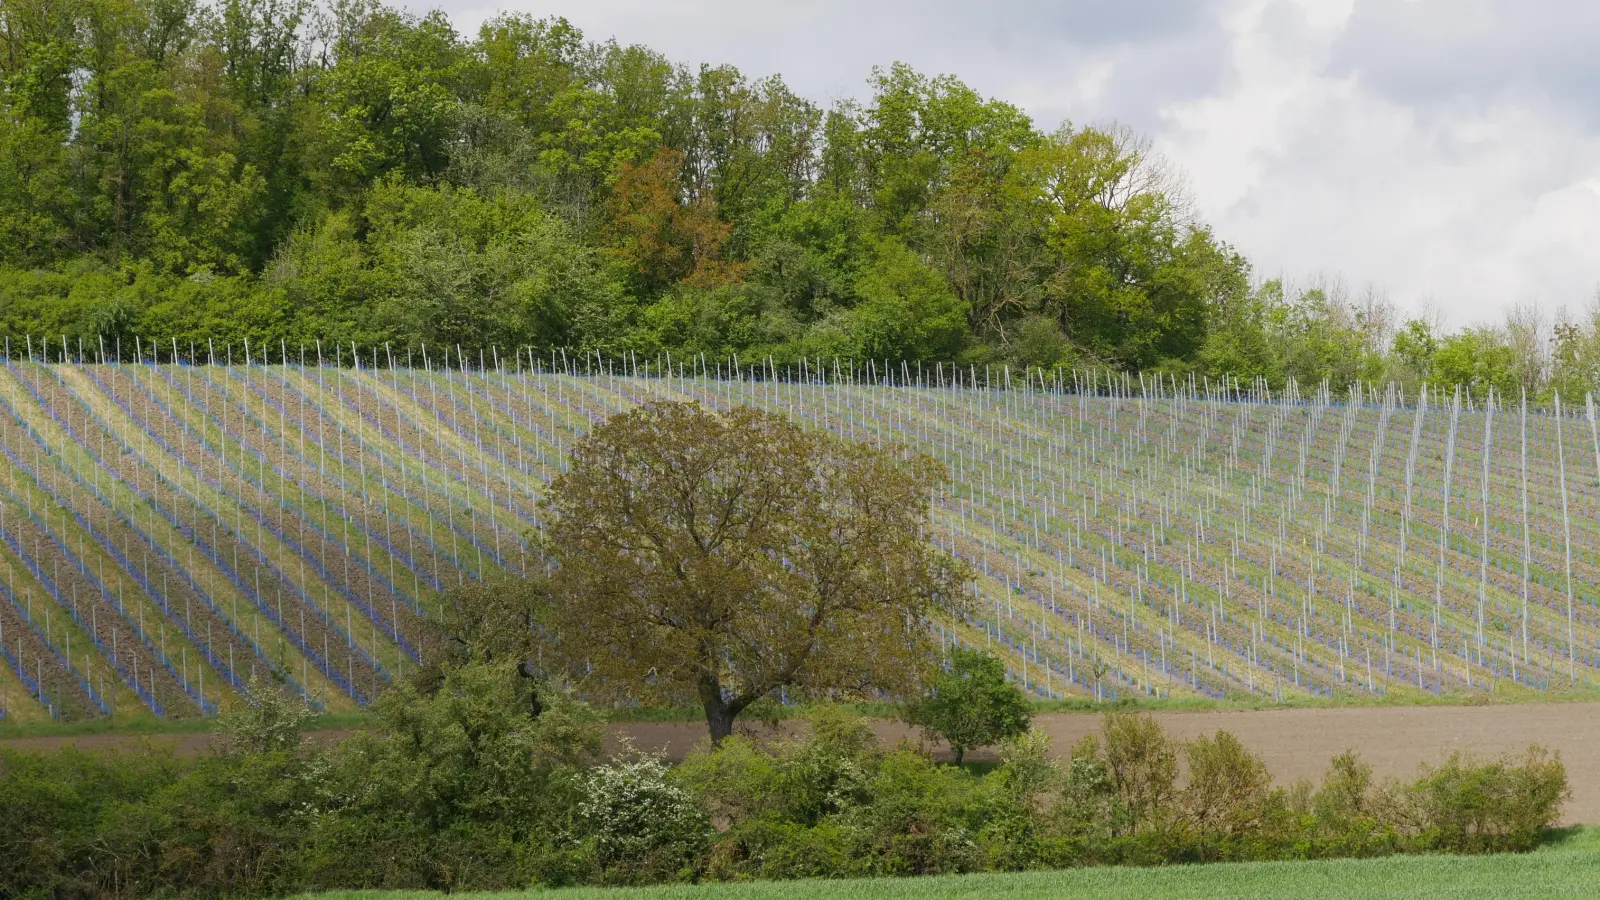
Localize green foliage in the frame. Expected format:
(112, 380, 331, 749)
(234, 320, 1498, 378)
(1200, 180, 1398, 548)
(1, 0, 1574, 392)
(0, 0, 1256, 375)
(0, 737, 317, 898)
(303, 660, 605, 891)
(1391, 318, 1438, 383)
(281, 827, 1600, 899)
(1432, 328, 1522, 400)
(843, 237, 970, 362)
(577, 753, 709, 880)
(218, 673, 315, 754)
(0, 706, 1574, 896)
(905, 648, 1031, 764)
(1410, 748, 1570, 854)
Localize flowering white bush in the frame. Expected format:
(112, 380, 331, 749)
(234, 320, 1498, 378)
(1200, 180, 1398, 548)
(578, 754, 708, 867)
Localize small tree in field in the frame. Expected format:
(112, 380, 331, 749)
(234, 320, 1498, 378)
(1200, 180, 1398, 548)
(542, 401, 968, 743)
(905, 647, 1031, 764)
(414, 576, 552, 718)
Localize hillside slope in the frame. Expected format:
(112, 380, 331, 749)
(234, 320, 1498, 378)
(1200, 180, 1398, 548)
(2, 358, 1598, 721)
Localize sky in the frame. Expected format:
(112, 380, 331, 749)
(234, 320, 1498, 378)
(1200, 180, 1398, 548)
(420, 0, 1600, 328)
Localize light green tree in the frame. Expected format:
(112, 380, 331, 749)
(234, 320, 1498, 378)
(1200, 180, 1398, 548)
(905, 647, 1032, 765)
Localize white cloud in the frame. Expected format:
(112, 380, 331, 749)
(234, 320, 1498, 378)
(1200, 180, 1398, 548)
(419, 0, 1600, 327)
(1157, 0, 1600, 326)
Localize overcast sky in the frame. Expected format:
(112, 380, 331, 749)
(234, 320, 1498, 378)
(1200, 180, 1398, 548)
(421, 0, 1600, 328)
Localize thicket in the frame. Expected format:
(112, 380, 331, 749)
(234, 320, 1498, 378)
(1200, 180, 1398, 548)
(0, 669, 1569, 898)
(4, 1, 1598, 397)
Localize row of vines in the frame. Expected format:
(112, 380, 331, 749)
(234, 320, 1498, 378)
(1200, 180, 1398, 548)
(2, 348, 1598, 721)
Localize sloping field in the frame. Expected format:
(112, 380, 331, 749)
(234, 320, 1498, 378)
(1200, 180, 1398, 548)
(2, 355, 1600, 722)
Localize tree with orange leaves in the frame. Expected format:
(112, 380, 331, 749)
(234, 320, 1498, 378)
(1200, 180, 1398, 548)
(603, 148, 748, 294)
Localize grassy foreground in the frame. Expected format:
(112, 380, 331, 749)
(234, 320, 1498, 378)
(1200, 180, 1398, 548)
(292, 828, 1600, 900)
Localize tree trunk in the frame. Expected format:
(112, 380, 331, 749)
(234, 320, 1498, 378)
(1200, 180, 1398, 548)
(705, 701, 736, 745)
(953, 746, 965, 766)
(699, 676, 737, 745)
(518, 659, 543, 719)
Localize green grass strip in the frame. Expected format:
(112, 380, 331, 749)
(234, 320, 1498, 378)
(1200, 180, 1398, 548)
(291, 827, 1600, 900)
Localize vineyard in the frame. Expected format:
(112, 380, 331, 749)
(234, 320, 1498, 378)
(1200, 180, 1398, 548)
(3, 349, 1600, 724)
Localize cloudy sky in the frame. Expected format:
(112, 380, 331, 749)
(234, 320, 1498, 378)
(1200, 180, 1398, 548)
(423, 0, 1600, 327)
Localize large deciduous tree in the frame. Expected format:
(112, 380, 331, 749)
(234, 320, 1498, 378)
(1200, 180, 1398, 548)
(541, 401, 968, 743)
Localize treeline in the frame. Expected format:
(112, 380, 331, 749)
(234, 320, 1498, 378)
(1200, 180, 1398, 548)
(1, 0, 1597, 398)
(0, 676, 1570, 896)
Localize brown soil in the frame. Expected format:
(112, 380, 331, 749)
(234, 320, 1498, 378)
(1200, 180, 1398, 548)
(8, 703, 1600, 823)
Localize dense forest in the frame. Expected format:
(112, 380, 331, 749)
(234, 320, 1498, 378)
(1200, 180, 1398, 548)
(1, 0, 1597, 396)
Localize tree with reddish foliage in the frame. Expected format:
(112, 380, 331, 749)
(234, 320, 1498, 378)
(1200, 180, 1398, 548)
(603, 148, 748, 294)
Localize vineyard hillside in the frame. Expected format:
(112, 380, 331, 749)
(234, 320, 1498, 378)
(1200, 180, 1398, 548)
(3, 355, 1600, 723)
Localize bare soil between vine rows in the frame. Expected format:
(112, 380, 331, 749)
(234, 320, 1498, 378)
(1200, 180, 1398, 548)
(7, 703, 1600, 823)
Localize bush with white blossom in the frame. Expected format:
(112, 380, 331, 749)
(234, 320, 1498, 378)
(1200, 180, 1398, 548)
(577, 753, 709, 871)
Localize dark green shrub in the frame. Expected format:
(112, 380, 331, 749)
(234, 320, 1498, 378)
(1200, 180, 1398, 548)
(303, 660, 602, 891)
(978, 731, 1060, 870)
(840, 749, 984, 876)
(717, 821, 851, 880)
(0, 747, 184, 899)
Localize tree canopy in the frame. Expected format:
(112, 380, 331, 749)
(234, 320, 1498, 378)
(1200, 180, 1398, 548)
(905, 647, 1032, 765)
(0, 0, 1593, 398)
(539, 401, 968, 742)
(0, 0, 1238, 370)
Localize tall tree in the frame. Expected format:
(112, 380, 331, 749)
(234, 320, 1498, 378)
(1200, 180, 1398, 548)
(603, 146, 745, 294)
(540, 401, 968, 743)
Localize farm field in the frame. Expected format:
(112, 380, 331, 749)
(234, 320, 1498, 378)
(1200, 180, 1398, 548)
(4, 354, 1600, 724)
(290, 826, 1600, 900)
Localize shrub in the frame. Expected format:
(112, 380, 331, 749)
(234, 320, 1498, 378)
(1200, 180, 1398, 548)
(0, 748, 180, 898)
(840, 749, 983, 876)
(1181, 731, 1277, 842)
(977, 731, 1060, 869)
(304, 661, 603, 891)
(1411, 747, 1569, 853)
(995, 729, 1059, 807)
(1100, 712, 1178, 835)
(1302, 751, 1405, 858)
(675, 707, 881, 879)
(217, 673, 314, 754)
(717, 820, 851, 880)
(1042, 733, 1120, 863)
(773, 706, 877, 825)
(675, 734, 786, 826)
(577, 753, 709, 879)
(0, 706, 1575, 894)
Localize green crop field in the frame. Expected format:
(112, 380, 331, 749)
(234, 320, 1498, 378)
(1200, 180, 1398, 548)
(4, 353, 1600, 724)
(289, 827, 1600, 900)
